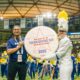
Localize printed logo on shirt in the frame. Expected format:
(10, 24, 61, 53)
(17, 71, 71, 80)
(15, 42, 18, 45)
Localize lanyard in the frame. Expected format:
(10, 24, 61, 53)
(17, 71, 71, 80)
(15, 37, 23, 55)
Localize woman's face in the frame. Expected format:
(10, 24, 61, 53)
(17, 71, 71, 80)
(12, 26, 21, 36)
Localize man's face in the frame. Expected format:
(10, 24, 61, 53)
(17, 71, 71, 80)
(58, 30, 65, 39)
(58, 30, 64, 36)
(12, 26, 21, 36)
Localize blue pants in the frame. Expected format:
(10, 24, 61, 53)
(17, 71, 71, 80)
(53, 65, 59, 79)
(7, 62, 27, 80)
(1, 64, 7, 77)
(77, 63, 80, 76)
(71, 64, 76, 80)
(38, 63, 43, 75)
(29, 62, 37, 79)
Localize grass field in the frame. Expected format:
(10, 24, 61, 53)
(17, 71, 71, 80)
(0, 75, 80, 80)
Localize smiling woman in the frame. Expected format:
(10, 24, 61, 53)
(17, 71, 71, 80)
(6, 25, 27, 80)
(12, 25, 21, 37)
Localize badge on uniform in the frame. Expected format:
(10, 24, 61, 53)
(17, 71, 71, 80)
(17, 54, 22, 62)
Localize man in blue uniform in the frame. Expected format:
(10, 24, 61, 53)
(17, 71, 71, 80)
(7, 25, 27, 80)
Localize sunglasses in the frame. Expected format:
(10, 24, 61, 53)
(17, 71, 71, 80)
(59, 30, 66, 32)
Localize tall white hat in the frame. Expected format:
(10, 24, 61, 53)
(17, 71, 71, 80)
(58, 10, 69, 32)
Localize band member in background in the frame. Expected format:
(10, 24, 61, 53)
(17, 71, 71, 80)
(7, 25, 27, 80)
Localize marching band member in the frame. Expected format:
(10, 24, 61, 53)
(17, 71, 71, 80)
(41, 10, 73, 80)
